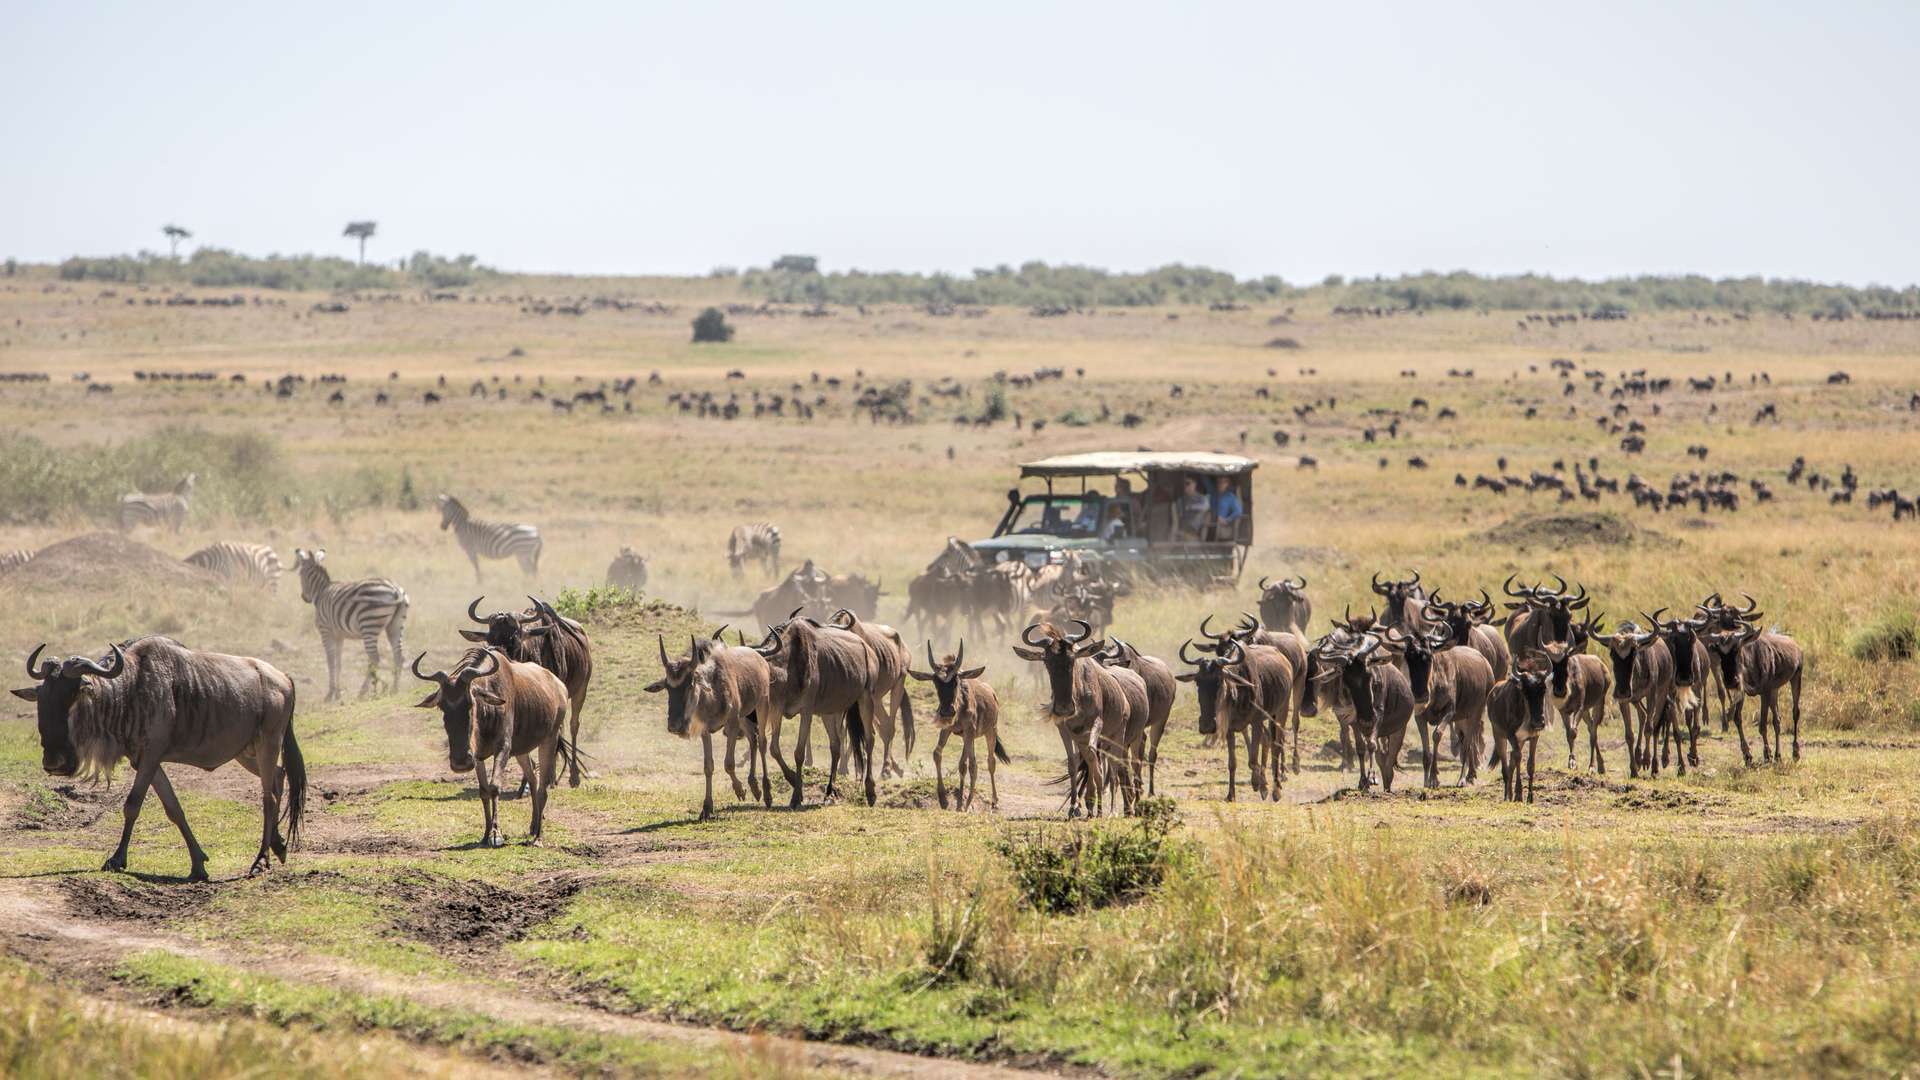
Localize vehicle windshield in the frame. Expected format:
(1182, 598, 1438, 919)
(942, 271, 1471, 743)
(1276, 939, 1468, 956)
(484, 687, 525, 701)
(1007, 494, 1108, 538)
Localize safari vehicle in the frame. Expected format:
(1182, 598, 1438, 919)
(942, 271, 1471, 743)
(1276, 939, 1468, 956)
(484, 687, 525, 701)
(966, 451, 1258, 580)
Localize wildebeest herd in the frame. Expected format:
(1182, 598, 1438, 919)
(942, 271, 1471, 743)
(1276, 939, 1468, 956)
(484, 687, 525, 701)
(11, 507, 1806, 881)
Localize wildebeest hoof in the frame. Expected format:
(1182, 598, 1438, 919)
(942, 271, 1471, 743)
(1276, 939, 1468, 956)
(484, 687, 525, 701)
(730, 783, 747, 800)
(247, 855, 270, 877)
(190, 865, 212, 883)
(485, 833, 505, 848)
(101, 854, 127, 873)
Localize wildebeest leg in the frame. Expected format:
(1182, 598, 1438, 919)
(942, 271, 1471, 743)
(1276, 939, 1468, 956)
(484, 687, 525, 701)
(322, 632, 343, 702)
(771, 714, 803, 808)
(1416, 715, 1435, 789)
(149, 767, 212, 883)
(522, 750, 550, 842)
(986, 731, 1000, 810)
(1378, 727, 1403, 793)
(1727, 695, 1754, 766)
(566, 691, 586, 788)
(1525, 737, 1539, 803)
(474, 756, 501, 847)
(1225, 723, 1239, 802)
(723, 730, 746, 801)
(1337, 715, 1355, 771)
(959, 734, 977, 811)
(933, 728, 952, 810)
(104, 757, 163, 875)
(1618, 701, 1637, 778)
(1789, 672, 1802, 761)
(1146, 718, 1163, 796)
(855, 699, 878, 807)
(699, 733, 716, 822)
(357, 630, 381, 697)
(1562, 709, 1578, 770)
(1685, 697, 1700, 770)
(1588, 708, 1607, 774)
(821, 713, 845, 803)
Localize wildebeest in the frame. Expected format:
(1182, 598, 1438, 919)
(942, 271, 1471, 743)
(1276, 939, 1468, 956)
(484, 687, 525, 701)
(645, 631, 777, 819)
(1486, 659, 1553, 802)
(752, 562, 835, 631)
(1216, 613, 1310, 774)
(1012, 620, 1129, 817)
(412, 647, 571, 846)
(827, 608, 916, 778)
(1425, 589, 1512, 684)
(1304, 633, 1415, 793)
(606, 547, 650, 591)
(752, 614, 881, 807)
(1595, 620, 1676, 779)
(1175, 638, 1290, 800)
(1501, 574, 1589, 656)
(1370, 571, 1429, 631)
(1255, 574, 1312, 634)
(1540, 640, 1612, 772)
(1095, 637, 1176, 796)
(1709, 621, 1804, 765)
(908, 641, 1007, 811)
(12, 638, 305, 881)
(461, 596, 593, 790)
(1389, 625, 1493, 788)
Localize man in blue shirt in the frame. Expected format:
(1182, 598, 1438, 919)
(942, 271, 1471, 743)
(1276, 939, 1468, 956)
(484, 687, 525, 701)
(1211, 476, 1243, 539)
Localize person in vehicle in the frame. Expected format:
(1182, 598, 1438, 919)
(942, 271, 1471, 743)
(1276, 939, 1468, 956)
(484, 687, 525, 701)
(1071, 490, 1106, 534)
(1177, 476, 1211, 537)
(1210, 476, 1243, 539)
(1100, 502, 1130, 540)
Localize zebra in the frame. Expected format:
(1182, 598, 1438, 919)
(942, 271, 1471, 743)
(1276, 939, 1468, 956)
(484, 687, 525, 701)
(726, 522, 781, 578)
(0, 548, 34, 575)
(118, 473, 195, 532)
(184, 542, 284, 591)
(436, 494, 542, 582)
(292, 547, 409, 701)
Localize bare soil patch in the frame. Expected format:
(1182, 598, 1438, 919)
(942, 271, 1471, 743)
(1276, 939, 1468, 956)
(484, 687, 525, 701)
(390, 869, 585, 953)
(57, 877, 217, 922)
(13, 531, 216, 592)
(1474, 512, 1658, 550)
(11, 782, 117, 831)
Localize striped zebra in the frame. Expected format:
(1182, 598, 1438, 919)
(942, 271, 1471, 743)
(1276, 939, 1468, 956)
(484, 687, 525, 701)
(293, 547, 409, 701)
(0, 548, 34, 575)
(184, 542, 284, 591)
(118, 473, 195, 532)
(726, 522, 781, 578)
(436, 494, 542, 582)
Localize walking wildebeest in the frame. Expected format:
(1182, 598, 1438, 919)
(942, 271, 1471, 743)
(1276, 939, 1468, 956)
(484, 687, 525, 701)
(645, 631, 777, 819)
(412, 647, 571, 846)
(909, 641, 1008, 810)
(12, 638, 306, 882)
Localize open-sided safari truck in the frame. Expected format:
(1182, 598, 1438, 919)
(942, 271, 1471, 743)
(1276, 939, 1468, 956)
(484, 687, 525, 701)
(966, 451, 1258, 581)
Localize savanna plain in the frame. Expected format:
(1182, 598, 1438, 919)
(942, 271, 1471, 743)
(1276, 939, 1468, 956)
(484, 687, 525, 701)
(3, 269, 1920, 1078)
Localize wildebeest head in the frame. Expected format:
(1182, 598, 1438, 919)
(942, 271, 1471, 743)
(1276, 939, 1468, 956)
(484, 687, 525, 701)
(1370, 570, 1424, 626)
(1012, 620, 1100, 717)
(907, 640, 984, 722)
(1510, 658, 1552, 730)
(12, 643, 123, 777)
(412, 648, 503, 773)
(1174, 638, 1248, 736)
(1595, 620, 1657, 700)
(1539, 641, 1576, 699)
(643, 633, 720, 737)
(1333, 604, 1379, 635)
(1387, 625, 1453, 704)
(460, 595, 546, 652)
(1504, 574, 1588, 642)
(1257, 574, 1309, 630)
(1317, 633, 1383, 734)
(1425, 588, 1494, 646)
(1649, 608, 1708, 687)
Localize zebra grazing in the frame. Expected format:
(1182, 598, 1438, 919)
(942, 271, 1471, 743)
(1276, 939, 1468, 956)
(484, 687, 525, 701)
(726, 522, 782, 578)
(292, 548, 409, 701)
(184, 542, 283, 591)
(118, 473, 195, 532)
(436, 494, 542, 582)
(0, 549, 34, 575)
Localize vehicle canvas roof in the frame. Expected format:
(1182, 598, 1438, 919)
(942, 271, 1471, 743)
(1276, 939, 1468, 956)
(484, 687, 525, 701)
(1018, 451, 1260, 479)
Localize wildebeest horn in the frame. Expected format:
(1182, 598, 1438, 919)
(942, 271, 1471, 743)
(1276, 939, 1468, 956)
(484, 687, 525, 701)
(1407, 569, 1421, 588)
(1288, 574, 1307, 589)
(657, 634, 670, 670)
(787, 606, 805, 621)
(1068, 619, 1093, 644)
(828, 607, 854, 626)
(467, 597, 488, 624)
(1568, 583, 1589, 609)
(1239, 610, 1261, 630)
(1547, 573, 1568, 597)
(1371, 571, 1388, 595)
(927, 640, 939, 671)
(25, 644, 57, 680)
(1199, 614, 1226, 641)
(1222, 639, 1245, 666)
(1352, 633, 1381, 662)
(70, 644, 124, 679)
(1737, 593, 1760, 618)
(954, 639, 965, 670)
(1178, 638, 1202, 665)
(411, 651, 450, 686)
(1503, 573, 1529, 599)
(1258, 575, 1272, 591)
(1021, 622, 1048, 647)
(711, 624, 728, 640)
(462, 649, 500, 681)
(1643, 608, 1668, 628)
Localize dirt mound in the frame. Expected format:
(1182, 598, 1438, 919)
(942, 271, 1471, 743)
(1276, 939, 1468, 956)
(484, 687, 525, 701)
(390, 869, 583, 952)
(12, 783, 116, 832)
(10, 532, 216, 591)
(58, 877, 216, 922)
(1473, 513, 1656, 550)
(879, 778, 941, 810)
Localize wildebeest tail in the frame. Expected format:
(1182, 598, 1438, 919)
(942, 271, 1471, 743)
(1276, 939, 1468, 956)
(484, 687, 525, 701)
(899, 689, 916, 758)
(845, 703, 867, 773)
(555, 733, 584, 786)
(281, 716, 307, 853)
(993, 737, 1011, 764)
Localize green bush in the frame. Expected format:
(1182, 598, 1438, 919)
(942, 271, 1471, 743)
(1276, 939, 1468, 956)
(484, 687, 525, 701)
(56, 247, 494, 291)
(691, 307, 734, 343)
(552, 585, 646, 622)
(1848, 605, 1917, 661)
(995, 797, 1181, 914)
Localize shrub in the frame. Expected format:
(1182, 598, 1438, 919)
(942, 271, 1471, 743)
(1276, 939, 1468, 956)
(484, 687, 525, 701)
(552, 585, 646, 622)
(979, 384, 1008, 422)
(995, 797, 1180, 914)
(691, 307, 734, 343)
(1848, 605, 1917, 661)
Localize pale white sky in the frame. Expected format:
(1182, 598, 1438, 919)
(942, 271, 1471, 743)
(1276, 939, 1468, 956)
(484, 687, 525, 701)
(3, 0, 1915, 285)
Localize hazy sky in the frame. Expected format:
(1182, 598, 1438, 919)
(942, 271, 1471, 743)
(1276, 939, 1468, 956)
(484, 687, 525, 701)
(4, 1, 1915, 285)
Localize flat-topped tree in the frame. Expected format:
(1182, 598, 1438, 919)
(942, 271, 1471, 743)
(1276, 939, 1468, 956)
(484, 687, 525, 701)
(343, 220, 377, 264)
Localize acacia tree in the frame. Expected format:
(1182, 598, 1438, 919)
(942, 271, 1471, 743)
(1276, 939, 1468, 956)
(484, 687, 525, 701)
(343, 221, 377, 264)
(162, 224, 191, 259)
